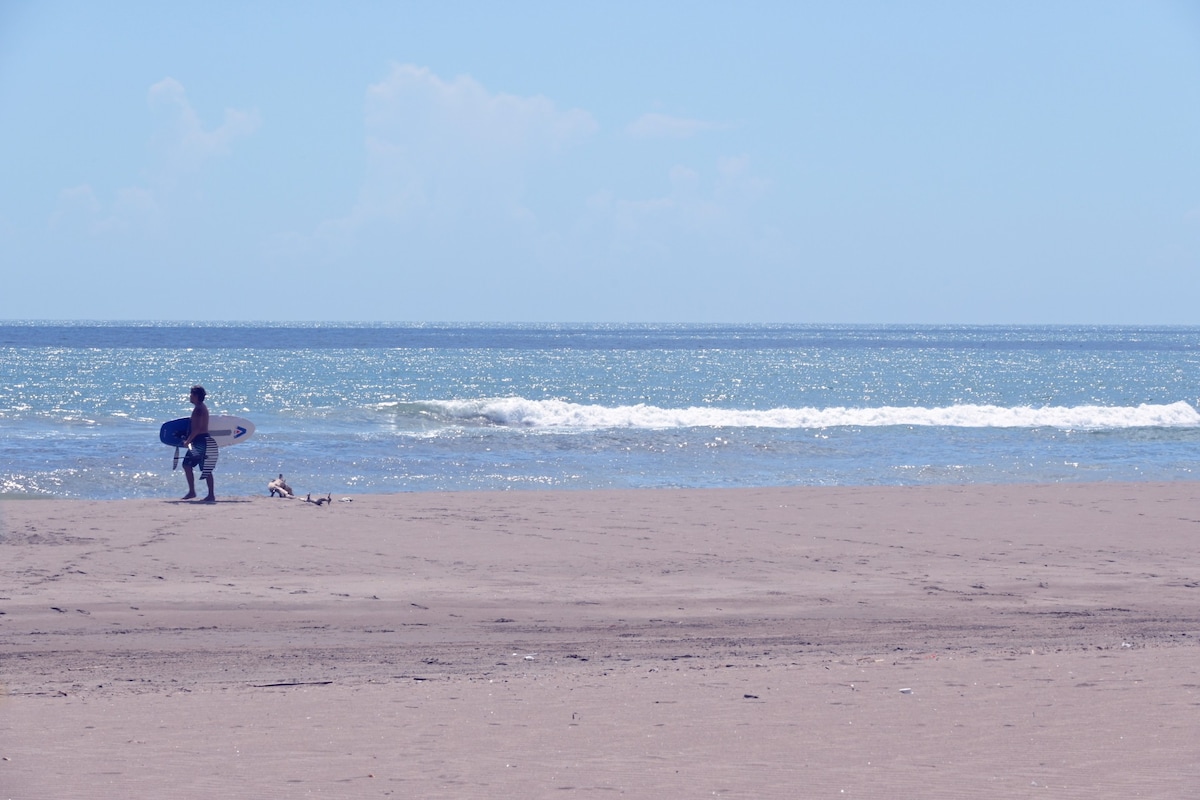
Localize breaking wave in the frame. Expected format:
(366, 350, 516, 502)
(385, 398, 1200, 431)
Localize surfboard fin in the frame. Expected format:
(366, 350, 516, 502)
(173, 446, 180, 470)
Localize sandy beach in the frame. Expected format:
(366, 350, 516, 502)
(2, 483, 1199, 798)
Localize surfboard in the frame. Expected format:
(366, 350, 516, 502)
(159, 415, 256, 448)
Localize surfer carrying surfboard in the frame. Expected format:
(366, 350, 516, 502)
(181, 385, 218, 502)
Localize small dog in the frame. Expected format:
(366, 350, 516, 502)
(268, 474, 294, 498)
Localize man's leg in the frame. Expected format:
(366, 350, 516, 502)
(182, 466, 197, 500)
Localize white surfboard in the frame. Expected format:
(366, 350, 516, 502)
(159, 415, 256, 448)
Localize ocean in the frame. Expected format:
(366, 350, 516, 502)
(2, 323, 1199, 500)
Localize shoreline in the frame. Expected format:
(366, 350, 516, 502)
(7, 472, 1200, 501)
(3, 482, 1199, 797)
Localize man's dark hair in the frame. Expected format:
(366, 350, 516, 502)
(191, 385, 207, 401)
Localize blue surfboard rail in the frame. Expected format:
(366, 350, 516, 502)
(159, 418, 190, 446)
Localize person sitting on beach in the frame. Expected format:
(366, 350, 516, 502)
(181, 385, 218, 502)
(268, 474, 294, 498)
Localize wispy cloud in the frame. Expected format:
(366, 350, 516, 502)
(51, 78, 258, 237)
(52, 184, 161, 236)
(292, 64, 597, 256)
(366, 65, 596, 155)
(147, 77, 260, 178)
(270, 66, 775, 301)
(582, 154, 773, 262)
(625, 112, 727, 140)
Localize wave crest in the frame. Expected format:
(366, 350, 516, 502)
(388, 398, 1200, 431)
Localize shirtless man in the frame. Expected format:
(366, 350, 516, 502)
(181, 385, 218, 501)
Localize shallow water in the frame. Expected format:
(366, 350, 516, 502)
(2, 322, 1199, 499)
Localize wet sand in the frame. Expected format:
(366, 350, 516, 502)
(2, 484, 1199, 798)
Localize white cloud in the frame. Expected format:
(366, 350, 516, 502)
(270, 65, 776, 294)
(715, 155, 770, 202)
(51, 184, 162, 236)
(625, 112, 726, 140)
(51, 79, 257, 238)
(366, 65, 595, 156)
(52, 184, 101, 226)
(96, 187, 162, 234)
(296, 64, 597, 257)
(585, 155, 774, 263)
(147, 78, 260, 177)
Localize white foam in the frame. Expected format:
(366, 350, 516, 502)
(415, 398, 1200, 431)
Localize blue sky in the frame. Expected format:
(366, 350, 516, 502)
(2, 1, 1199, 323)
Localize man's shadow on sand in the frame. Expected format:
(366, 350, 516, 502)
(164, 498, 255, 505)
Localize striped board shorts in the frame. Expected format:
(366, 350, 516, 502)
(182, 435, 219, 478)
